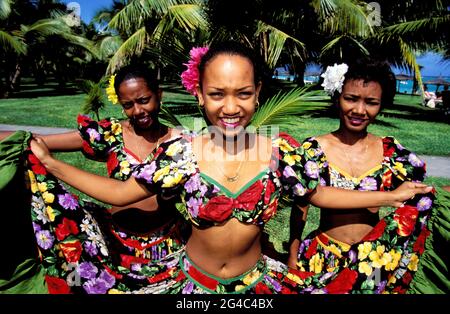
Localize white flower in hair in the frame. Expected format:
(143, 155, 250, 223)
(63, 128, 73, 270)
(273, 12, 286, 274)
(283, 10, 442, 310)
(321, 63, 349, 95)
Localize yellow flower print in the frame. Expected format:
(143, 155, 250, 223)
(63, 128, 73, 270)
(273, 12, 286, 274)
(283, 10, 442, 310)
(104, 131, 116, 143)
(358, 242, 372, 260)
(283, 154, 301, 166)
(46, 206, 56, 222)
(306, 149, 315, 158)
(243, 270, 261, 286)
(286, 272, 304, 285)
(358, 262, 373, 276)
(42, 191, 55, 204)
(393, 162, 407, 177)
(161, 173, 184, 188)
(108, 289, 125, 294)
(111, 122, 122, 135)
(166, 142, 183, 157)
(369, 245, 392, 268)
(274, 138, 294, 153)
(387, 274, 397, 286)
(153, 165, 170, 182)
(327, 244, 342, 257)
(296, 261, 306, 272)
(235, 285, 246, 292)
(407, 253, 419, 272)
(302, 142, 312, 150)
(106, 74, 119, 105)
(37, 182, 48, 192)
(120, 160, 131, 175)
(309, 253, 324, 274)
(385, 249, 401, 271)
(28, 170, 38, 193)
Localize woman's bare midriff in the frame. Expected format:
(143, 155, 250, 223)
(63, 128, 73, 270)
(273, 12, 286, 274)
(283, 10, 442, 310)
(319, 209, 379, 245)
(186, 219, 262, 278)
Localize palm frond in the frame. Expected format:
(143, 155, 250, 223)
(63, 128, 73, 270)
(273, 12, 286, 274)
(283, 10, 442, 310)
(320, 34, 369, 60)
(96, 35, 123, 60)
(250, 87, 330, 129)
(80, 80, 107, 121)
(159, 104, 184, 128)
(0, 0, 11, 19)
(106, 27, 149, 74)
(398, 38, 424, 97)
(0, 30, 27, 54)
(108, 0, 147, 34)
(256, 21, 306, 68)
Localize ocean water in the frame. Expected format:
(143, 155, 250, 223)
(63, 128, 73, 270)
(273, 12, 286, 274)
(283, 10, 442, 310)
(274, 75, 450, 94)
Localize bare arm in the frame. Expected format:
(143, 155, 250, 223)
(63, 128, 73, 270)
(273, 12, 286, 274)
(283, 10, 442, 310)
(309, 184, 433, 209)
(30, 137, 151, 206)
(0, 130, 82, 151)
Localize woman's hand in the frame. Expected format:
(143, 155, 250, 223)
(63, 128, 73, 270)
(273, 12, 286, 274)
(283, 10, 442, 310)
(30, 137, 52, 166)
(389, 181, 433, 207)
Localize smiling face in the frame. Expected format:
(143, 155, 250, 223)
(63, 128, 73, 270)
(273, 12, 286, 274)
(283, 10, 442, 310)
(196, 54, 261, 138)
(118, 78, 162, 130)
(338, 79, 382, 133)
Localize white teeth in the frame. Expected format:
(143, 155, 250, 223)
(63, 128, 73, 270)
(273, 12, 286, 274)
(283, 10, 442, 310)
(223, 117, 239, 123)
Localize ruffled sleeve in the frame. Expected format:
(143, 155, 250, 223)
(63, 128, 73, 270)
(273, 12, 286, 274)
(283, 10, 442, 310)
(77, 114, 123, 161)
(273, 133, 328, 201)
(382, 136, 426, 186)
(131, 136, 197, 198)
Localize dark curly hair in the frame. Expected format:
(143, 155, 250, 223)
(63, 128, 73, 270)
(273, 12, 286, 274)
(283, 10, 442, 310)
(113, 64, 159, 97)
(198, 40, 265, 89)
(332, 58, 396, 108)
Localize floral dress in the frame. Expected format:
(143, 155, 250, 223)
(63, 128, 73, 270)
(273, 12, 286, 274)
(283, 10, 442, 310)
(291, 136, 437, 294)
(122, 132, 317, 294)
(77, 115, 187, 262)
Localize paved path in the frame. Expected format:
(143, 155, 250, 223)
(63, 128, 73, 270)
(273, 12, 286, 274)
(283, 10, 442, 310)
(1, 124, 449, 178)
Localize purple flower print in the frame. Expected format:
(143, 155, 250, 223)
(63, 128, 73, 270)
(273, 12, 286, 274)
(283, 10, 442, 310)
(84, 241, 98, 257)
(375, 280, 387, 293)
(417, 196, 432, 211)
(320, 177, 327, 186)
(32, 222, 41, 232)
(185, 174, 201, 193)
(87, 128, 100, 142)
(305, 161, 319, 179)
(264, 275, 282, 292)
(283, 166, 296, 178)
(135, 162, 156, 182)
(58, 193, 78, 210)
(359, 177, 377, 191)
(408, 153, 424, 167)
(36, 230, 54, 250)
(186, 197, 202, 217)
(83, 270, 115, 294)
(293, 183, 306, 196)
(182, 281, 194, 294)
(77, 262, 98, 279)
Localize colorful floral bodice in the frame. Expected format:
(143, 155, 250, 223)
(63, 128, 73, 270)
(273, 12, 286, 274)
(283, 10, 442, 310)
(77, 115, 159, 181)
(300, 136, 426, 192)
(132, 132, 316, 228)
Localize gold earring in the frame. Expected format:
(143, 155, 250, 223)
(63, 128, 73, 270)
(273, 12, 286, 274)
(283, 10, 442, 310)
(198, 102, 204, 108)
(256, 99, 260, 109)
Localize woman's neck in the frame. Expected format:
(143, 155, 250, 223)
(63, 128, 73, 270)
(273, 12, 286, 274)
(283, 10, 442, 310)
(333, 127, 369, 146)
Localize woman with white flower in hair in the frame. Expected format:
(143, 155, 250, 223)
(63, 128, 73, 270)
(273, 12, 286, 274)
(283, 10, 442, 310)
(25, 42, 434, 294)
(288, 58, 449, 294)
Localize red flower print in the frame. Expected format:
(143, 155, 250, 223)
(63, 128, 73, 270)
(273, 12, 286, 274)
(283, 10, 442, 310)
(289, 269, 315, 280)
(55, 218, 79, 241)
(261, 199, 278, 222)
(394, 205, 418, 237)
(148, 268, 175, 284)
(402, 272, 413, 285)
(362, 219, 387, 241)
(77, 114, 90, 127)
(82, 141, 94, 156)
(255, 282, 273, 294)
(45, 275, 71, 294)
(383, 138, 395, 158)
(120, 255, 151, 269)
(175, 270, 186, 282)
(280, 286, 296, 294)
(304, 238, 318, 259)
(324, 268, 358, 294)
(317, 233, 330, 245)
(106, 152, 119, 175)
(393, 285, 406, 294)
(278, 132, 300, 147)
(198, 181, 265, 222)
(153, 146, 164, 160)
(28, 153, 47, 175)
(381, 170, 393, 191)
(413, 227, 431, 254)
(198, 196, 234, 222)
(99, 119, 111, 128)
(59, 240, 82, 263)
(187, 265, 218, 291)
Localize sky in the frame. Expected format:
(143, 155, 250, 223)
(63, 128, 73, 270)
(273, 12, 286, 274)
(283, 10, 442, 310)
(59, 0, 450, 77)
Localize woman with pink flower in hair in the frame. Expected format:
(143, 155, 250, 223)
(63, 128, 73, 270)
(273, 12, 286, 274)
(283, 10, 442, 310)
(27, 41, 433, 294)
(288, 58, 449, 294)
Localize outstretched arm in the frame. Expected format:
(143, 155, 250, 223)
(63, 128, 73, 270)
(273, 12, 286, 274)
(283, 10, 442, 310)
(0, 130, 83, 151)
(30, 137, 151, 206)
(309, 183, 433, 210)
